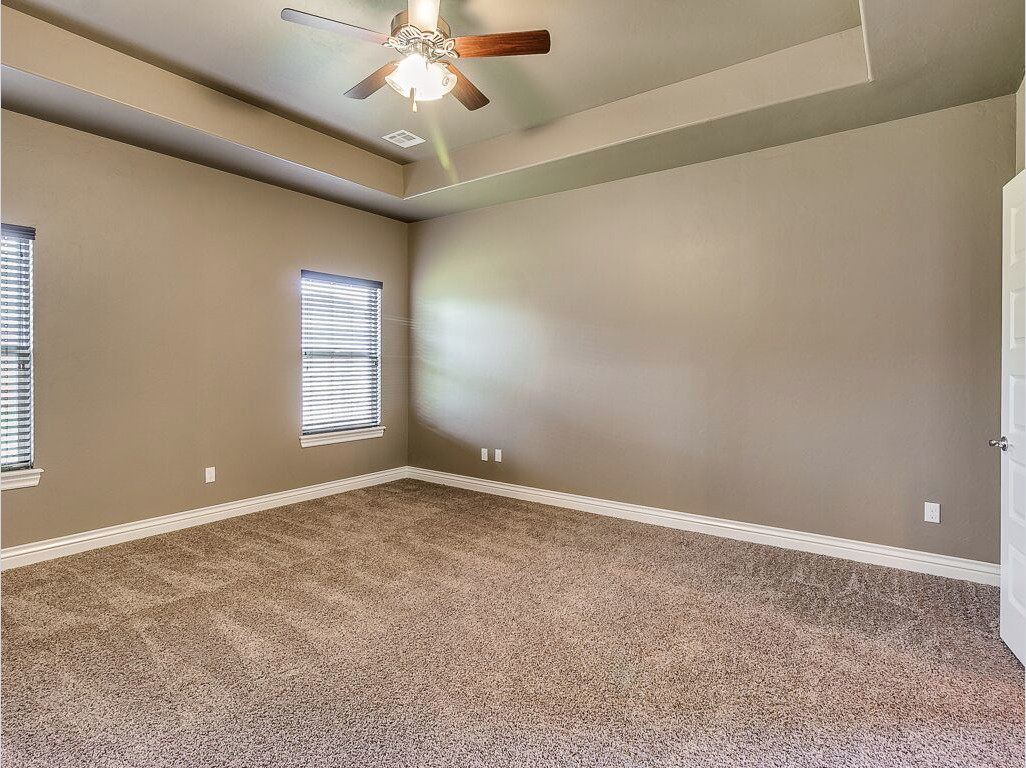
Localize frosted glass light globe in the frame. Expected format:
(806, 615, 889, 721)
(386, 54, 457, 102)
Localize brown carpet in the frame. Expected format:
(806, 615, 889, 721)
(1, 479, 1023, 767)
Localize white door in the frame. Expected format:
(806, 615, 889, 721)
(1000, 170, 1025, 665)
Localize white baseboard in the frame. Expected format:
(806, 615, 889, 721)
(407, 467, 1001, 586)
(1, 465, 1001, 586)
(0, 466, 408, 571)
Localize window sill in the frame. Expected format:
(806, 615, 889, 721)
(300, 426, 386, 448)
(1, 468, 44, 490)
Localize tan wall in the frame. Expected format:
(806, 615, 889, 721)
(409, 96, 1015, 563)
(2, 94, 1016, 558)
(0, 110, 409, 548)
(1017, 78, 1024, 173)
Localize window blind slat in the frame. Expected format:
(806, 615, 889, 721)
(1, 226, 34, 471)
(301, 270, 381, 436)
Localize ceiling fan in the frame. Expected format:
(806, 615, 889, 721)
(281, 0, 550, 112)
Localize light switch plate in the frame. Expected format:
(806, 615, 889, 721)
(495, 449, 502, 462)
(205, 466, 216, 484)
(480, 448, 488, 461)
(924, 502, 940, 524)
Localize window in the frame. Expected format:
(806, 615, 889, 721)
(300, 270, 384, 447)
(1, 224, 41, 487)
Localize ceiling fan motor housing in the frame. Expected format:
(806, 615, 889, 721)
(389, 11, 452, 38)
(386, 11, 458, 64)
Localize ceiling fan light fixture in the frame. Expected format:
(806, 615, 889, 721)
(385, 53, 457, 102)
(282, 4, 549, 112)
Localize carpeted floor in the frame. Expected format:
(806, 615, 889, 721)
(1, 480, 1023, 767)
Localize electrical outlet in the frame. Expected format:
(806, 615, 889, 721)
(924, 502, 940, 524)
(494, 449, 502, 463)
(480, 448, 489, 461)
(205, 466, 216, 484)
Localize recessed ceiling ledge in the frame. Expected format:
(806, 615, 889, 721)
(0, 6, 405, 199)
(402, 27, 871, 198)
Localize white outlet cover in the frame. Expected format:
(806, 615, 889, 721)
(495, 449, 502, 462)
(924, 502, 940, 524)
(205, 466, 216, 483)
(480, 448, 489, 461)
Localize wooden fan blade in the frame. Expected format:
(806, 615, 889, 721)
(345, 62, 397, 99)
(281, 8, 388, 45)
(453, 30, 550, 58)
(448, 65, 489, 111)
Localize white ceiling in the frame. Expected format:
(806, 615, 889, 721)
(2, 0, 862, 161)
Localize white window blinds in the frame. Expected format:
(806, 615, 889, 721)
(301, 270, 382, 435)
(1, 224, 35, 471)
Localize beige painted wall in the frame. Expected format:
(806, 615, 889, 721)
(0, 110, 409, 548)
(409, 96, 1015, 563)
(1, 93, 1017, 559)
(1017, 78, 1024, 173)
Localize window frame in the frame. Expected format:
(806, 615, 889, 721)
(299, 270, 385, 448)
(0, 223, 42, 489)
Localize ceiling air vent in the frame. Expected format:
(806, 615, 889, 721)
(382, 130, 426, 148)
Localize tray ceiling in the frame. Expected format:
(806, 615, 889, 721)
(2, 0, 861, 161)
